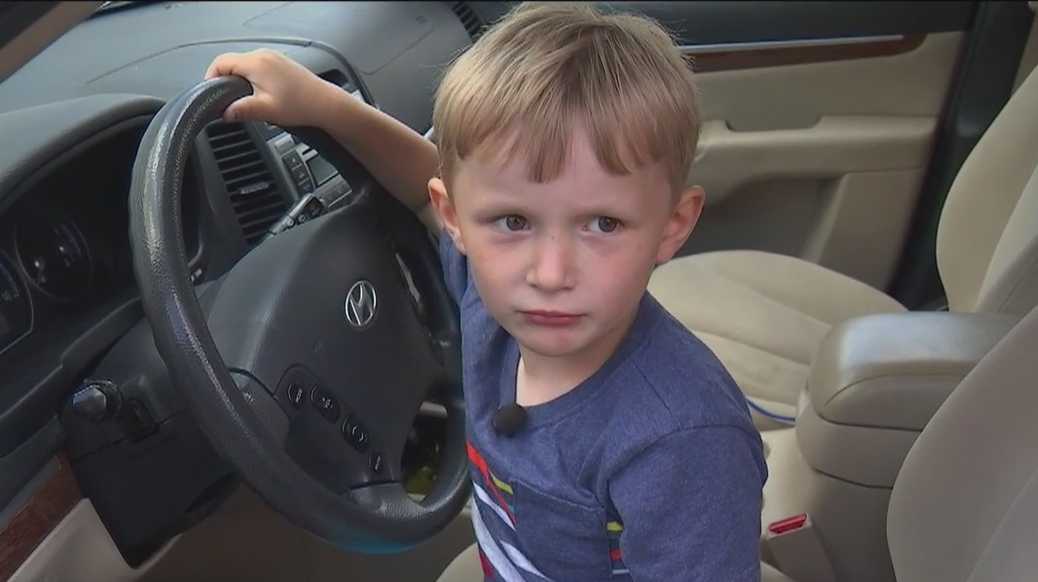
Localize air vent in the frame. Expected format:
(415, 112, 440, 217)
(318, 69, 355, 92)
(206, 122, 288, 247)
(451, 2, 485, 41)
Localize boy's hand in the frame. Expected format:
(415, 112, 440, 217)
(206, 49, 440, 231)
(204, 49, 339, 127)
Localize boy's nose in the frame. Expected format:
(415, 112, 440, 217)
(526, 234, 575, 292)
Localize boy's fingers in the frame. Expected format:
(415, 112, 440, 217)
(223, 95, 261, 122)
(204, 52, 246, 80)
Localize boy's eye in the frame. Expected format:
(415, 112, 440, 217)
(588, 216, 621, 233)
(494, 215, 529, 231)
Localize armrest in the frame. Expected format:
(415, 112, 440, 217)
(808, 312, 1018, 430)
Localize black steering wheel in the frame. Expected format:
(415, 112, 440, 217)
(128, 76, 469, 551)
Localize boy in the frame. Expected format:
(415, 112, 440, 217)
(206, 3, 766, 580)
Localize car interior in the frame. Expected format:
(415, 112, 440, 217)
(0, 2, 1036, 581)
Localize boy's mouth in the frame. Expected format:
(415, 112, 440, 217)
(519, 310, 583, 327)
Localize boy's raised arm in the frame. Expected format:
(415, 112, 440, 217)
(205, 49, 442, 231)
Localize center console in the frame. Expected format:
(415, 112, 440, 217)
(797, 311, 1018, 487)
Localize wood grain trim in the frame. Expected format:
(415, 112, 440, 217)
(688, 34, 926, 73)
(0, 455, 82, 581)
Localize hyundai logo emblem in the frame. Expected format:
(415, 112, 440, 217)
(344, 280, 377, 329)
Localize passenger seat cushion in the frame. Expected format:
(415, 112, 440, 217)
(649, 250, 905, 408)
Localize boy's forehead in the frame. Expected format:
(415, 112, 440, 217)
(456, 135, 672, 208)
(460, 123, 668, 195)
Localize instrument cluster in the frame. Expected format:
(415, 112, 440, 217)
(0, 120, 200, 358)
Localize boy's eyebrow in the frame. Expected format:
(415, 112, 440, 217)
(472, 190, 641, 217)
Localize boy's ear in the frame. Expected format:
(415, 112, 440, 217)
(428, 177, 467, 255)
(655, 185, 705, 265)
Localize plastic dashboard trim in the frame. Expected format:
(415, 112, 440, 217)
(0, 252, 34, 359)
(0, 95, 164, 457)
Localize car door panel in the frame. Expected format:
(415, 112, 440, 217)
(682, 30, 965, 291)
(602, 2, 974, 292)
(691, 32, 961, 130)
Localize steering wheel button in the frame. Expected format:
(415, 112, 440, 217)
(287, 384, 305, 408)
(352, 429, 369, 451)
(310, 388, 340, 422)
(343, 416, 370, 451)
(321, 401, 340, 422)
(282, 151, 303, 170)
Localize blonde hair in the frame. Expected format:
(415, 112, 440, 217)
(433, 2, 700, 194)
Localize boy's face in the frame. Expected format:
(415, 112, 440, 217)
(430, 126, 704, 362)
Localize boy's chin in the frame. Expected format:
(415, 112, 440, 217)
(512, 327, 595, 359)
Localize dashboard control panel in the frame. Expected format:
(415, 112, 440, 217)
(0, 255, 31, 355)
(257, 127, 351, 239)
(252, 87, 366, 238)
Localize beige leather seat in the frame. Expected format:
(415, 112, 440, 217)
(771, 302, 1038, 581)
(440, 303, 1038, 581)
(649, 69, 1038, 425)
(882, 305, 1038, 582)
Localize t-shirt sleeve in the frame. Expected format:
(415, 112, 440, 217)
(608, 426, 764, 582)
(437, 231, 469, 303)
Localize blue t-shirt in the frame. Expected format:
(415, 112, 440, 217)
(439, 234, 767, 581)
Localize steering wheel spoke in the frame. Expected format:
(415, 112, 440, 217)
(230, 370, 291, 443)
(271, 362, 414, 491)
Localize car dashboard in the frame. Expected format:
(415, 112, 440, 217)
(0, 0, 499, 567)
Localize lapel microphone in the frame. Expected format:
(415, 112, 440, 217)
(492, 403, 528, 437)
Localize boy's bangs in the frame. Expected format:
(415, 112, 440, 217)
(458, 91, 672, 189)
(433, 3, 700, 192)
